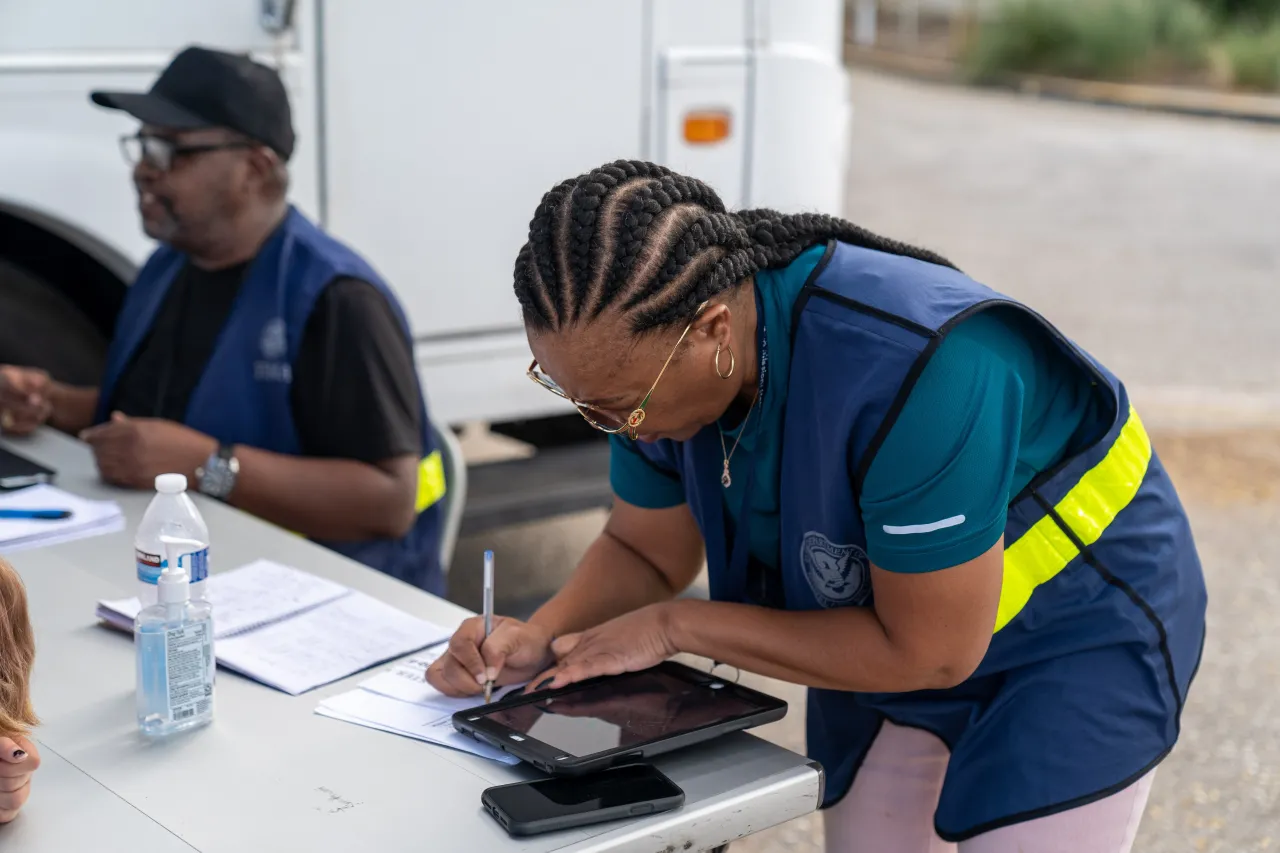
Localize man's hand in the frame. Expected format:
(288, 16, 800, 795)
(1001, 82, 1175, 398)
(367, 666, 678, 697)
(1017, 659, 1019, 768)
(80, 412, 217, 489)
(0, 366, 54, 436)
(0, 736, 40, 824)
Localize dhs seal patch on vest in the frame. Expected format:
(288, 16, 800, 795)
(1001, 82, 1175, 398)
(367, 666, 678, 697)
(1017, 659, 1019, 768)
(254, 317, 292, 383)
(800, 532, 872, 608)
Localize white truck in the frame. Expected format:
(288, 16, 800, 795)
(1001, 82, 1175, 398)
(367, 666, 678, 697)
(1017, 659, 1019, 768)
(0, 0, 850, 535)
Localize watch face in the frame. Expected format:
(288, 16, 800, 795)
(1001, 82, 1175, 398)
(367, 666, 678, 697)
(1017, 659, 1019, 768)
(199, 455, 234, 497)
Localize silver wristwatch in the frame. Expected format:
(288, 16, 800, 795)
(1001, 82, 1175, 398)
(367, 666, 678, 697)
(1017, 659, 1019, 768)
(196, 444, 240, 500)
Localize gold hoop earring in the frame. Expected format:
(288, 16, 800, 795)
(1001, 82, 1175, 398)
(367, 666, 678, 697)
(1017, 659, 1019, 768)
(714, 343, 735, 379)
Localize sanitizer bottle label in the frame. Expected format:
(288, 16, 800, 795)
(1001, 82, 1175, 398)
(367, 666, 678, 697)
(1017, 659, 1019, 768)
(165, 622, 214, 722)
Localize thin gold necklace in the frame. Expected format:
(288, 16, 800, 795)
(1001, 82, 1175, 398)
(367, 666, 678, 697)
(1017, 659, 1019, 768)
(717, 392, 759, 488)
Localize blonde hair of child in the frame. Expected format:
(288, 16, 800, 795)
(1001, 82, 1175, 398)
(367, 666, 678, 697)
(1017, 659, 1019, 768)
(0, 557, 37, 736)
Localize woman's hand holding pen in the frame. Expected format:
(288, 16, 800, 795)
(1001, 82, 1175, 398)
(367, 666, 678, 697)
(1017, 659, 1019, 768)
(426, 615, 555, 698)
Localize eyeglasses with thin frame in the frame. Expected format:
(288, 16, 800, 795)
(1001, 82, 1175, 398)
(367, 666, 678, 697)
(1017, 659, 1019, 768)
(527, 301, 709, 440)
(119, 133, 255, 172)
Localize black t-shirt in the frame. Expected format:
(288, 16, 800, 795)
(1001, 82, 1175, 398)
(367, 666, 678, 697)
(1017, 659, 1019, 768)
(109, 262, 422, 463)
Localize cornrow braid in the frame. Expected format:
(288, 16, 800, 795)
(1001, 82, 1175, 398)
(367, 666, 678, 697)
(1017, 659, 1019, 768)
(513, 160, 957, 335)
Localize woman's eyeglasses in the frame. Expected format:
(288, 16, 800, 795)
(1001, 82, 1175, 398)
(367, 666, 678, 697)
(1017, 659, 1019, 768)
(527, 302, 708, 440)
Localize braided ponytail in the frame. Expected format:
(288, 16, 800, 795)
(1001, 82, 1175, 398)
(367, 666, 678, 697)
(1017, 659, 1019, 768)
(735, 209, 958, 273)
(514, 160, 956, 335)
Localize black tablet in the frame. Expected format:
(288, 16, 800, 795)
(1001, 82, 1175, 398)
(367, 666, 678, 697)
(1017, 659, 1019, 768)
(0, 446, 55, 491)
(452, 661, 787, 775)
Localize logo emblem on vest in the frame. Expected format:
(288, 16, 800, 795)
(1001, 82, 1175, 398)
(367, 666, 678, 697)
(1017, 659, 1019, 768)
(260, 317, 288, 360)
(254, 317, 292, 383)
(800, 532, 872, 608)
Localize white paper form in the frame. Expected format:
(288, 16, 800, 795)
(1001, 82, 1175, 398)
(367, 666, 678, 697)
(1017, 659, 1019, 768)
(358, 652, 477, 712)
(216, 591, 451, 695)
(360, 649, 526, 710)
(316, 687, 518, 765)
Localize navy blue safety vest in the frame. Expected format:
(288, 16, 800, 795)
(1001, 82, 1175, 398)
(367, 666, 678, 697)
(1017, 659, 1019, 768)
(634, 241, 1207, 840)
(97, 207, 447, 594)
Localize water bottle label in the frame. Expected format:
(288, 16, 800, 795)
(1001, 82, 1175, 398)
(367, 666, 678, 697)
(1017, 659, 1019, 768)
(186, 548, 210, 583)
(136, 550, 163, 585)
(164, 621, 214, 723)
(136, 548, 210, 584)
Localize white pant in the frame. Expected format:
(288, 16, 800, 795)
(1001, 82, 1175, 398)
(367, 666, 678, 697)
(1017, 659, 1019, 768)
(823, 721, 1155, 853)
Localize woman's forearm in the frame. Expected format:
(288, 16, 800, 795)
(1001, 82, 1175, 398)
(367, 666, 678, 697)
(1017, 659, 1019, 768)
(530, 530, 682, 638)
(666, 598, 973, 693)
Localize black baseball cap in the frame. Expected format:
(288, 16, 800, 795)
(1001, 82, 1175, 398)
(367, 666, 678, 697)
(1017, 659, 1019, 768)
(91, 46, 295, 161)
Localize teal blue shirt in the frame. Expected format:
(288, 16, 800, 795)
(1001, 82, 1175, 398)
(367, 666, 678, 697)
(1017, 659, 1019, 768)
(609, 248, 1105, 573)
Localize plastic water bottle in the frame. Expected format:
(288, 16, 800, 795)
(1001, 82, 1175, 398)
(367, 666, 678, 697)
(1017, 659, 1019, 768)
(136, 474, 209, 607)
(135, 535, 215, 737)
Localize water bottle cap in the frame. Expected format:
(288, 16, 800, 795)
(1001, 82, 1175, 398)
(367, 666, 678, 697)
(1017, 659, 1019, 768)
(155, 473, 188, 494)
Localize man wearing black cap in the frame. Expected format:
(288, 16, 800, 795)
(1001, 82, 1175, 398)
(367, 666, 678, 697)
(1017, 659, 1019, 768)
(0, 46, 448, 592)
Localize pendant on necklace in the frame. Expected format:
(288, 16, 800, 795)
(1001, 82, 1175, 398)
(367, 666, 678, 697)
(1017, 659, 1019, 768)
(721, 460, 732, 488)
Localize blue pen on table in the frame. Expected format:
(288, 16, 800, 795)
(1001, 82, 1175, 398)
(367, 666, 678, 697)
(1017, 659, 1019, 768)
(0, 508, 72, 520)
(483, 549, 495, 704)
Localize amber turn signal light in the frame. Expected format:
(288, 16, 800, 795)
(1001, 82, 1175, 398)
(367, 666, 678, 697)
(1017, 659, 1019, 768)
(683, 110, 732, 144)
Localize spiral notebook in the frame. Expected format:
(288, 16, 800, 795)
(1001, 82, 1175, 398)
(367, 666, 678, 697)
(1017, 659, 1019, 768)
(96, 559, 452, 695)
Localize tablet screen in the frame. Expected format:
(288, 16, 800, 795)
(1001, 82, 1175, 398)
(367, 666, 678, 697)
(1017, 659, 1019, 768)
(481, 669, 762, 758)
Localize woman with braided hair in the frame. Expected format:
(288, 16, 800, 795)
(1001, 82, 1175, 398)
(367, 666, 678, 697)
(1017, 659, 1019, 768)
(428, 161, 1206, 851)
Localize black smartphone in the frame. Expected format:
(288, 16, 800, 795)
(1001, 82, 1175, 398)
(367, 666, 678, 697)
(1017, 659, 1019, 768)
(482, 764, 685, 837)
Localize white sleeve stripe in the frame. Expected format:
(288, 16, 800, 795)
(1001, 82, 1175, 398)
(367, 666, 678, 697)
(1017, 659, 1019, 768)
(882, 515, 967, 535)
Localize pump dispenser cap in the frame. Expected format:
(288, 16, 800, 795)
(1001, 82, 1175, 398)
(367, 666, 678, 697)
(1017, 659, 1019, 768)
(158, 536, 205, 604)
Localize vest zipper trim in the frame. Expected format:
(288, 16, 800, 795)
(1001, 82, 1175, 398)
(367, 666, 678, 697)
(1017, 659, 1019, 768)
(788, 239, 839, 340)
(821, 714, 954, 811)
(1030, 489, 1184, 720)
(933, 744, 1171, 842)
(850, 300, 999, 494)
(808, 290, 940, 339)
(818, 715, 885, 811)
(1007, 304, 1119, 505)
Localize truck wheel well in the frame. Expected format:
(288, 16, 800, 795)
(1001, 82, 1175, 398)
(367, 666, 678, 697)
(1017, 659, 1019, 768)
(0, 210, 127, 339)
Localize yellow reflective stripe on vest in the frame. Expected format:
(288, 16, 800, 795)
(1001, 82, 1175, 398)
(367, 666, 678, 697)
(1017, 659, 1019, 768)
(995, 404, 1152, 633)
(416, 449, 447, 513)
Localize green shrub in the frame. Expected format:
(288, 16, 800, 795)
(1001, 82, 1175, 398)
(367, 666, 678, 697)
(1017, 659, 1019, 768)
(966, 0, 1213, 82)
(1196, 0, 1279, 24)
(1221, 23, 1280, 89)
(1154, 0, 1219, 59)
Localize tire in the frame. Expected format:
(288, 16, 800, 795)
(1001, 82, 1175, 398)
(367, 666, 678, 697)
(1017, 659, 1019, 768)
(0, 258, 109, 386)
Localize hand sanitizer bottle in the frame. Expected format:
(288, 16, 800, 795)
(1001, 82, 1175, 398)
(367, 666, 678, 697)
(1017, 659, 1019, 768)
(135, 535, 215, 737)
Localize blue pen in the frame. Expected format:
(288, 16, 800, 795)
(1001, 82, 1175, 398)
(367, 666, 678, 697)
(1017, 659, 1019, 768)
(0, 509, 72, 520)
(482, 550, 495, 703)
